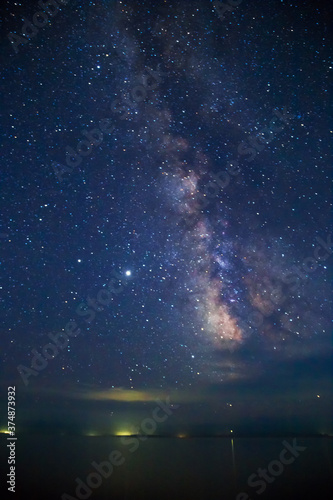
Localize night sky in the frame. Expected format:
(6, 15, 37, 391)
(0, 0, 332, 437)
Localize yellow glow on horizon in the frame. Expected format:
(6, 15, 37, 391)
(115, 431, 135, 437)
(0, 428, 10, 434)
(177, 433, 188, 439)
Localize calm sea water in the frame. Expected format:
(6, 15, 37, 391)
(1, 436, 332, 499)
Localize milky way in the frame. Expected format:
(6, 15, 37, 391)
(1, 0, 331, 403)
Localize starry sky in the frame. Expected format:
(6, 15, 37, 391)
(0, 0, 332, 436)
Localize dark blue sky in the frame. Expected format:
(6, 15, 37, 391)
(0, 0, 332, 436)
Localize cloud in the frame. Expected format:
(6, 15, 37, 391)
(77, 387, 166, 402)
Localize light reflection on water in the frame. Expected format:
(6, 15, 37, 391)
(1, 435, 332, 499)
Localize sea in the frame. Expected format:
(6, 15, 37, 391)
(1, 435, 332, 499)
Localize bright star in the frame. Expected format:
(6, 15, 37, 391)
(125, 270, 131, 276)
